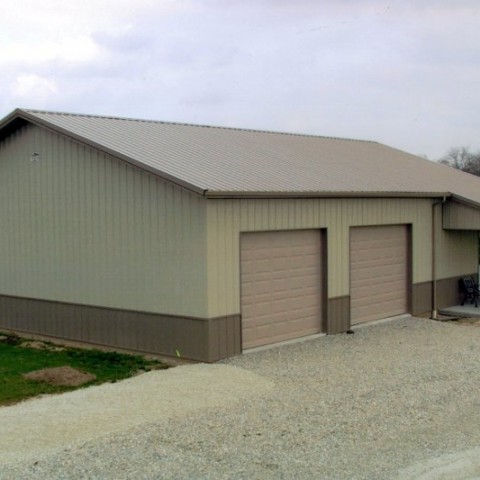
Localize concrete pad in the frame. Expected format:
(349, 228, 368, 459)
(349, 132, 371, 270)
(396, 447, 480, 479)
(440, 304, 480, 318)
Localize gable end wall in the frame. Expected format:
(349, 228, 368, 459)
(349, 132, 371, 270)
(0, 123, 208, 318)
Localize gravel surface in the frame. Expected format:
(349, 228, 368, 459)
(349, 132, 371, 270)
(1, 317, 479, 479)
(0, 364, 273, 466)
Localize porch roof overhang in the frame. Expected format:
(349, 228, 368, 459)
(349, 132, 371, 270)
(443, 196, 480, 230)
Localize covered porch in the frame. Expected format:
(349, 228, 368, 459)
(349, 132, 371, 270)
(438, 198, 480, 318)
(440, 303, 480, 318)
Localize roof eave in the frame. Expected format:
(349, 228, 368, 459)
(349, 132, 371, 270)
(204, 190, 452, 200)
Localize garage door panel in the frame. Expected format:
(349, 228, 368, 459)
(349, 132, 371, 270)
(272, 278, 289, 292)
(251, 280, 272, 295)
(271, 299, 293, 314)
(354, 287, 405, 302)
(350, 225, 408, 325)
(240, 283, 258, 298)
(241, 230, 323, 349)
(352, 275, 405, 291)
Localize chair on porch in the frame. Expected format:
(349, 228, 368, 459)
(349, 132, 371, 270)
(459, 276, 480, 308)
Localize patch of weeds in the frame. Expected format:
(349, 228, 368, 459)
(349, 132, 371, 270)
(0, 332, 169, 406)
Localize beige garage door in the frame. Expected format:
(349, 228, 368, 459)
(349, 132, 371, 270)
(240, 230, 323, 349)
(350, 225, 408, 325)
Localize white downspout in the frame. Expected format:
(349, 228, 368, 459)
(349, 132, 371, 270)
(432, 196, 447, 319)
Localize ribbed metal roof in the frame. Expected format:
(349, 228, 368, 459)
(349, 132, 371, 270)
(2, 108, 480, 204)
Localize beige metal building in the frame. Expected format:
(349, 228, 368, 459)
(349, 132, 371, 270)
(0, 108, 479, 361)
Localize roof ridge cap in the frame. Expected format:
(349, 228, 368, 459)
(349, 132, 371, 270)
(22, 108, 376, 144)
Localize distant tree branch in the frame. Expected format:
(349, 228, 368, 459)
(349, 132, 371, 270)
(438, 146, 480, 176)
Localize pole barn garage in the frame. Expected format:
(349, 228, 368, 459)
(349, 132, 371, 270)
(0, 109, 479, 361)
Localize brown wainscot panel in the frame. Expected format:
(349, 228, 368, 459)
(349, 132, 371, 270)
(412, 274, 478, 315)
(0, 294, 239, 362)
(437, 274, 477, 309)
(207, 315, 241, 362)
(412, 281, 433, 316)
(327, 296, 350, 334)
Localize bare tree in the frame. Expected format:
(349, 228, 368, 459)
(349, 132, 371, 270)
(439, 146, 480, 176)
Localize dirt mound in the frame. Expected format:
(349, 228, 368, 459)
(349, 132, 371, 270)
(23, 366, 96, 387)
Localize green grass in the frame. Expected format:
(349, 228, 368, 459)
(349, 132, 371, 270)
(0, 333, 168, 406)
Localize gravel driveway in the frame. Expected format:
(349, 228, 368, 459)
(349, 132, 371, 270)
(1, 317, 479, 479)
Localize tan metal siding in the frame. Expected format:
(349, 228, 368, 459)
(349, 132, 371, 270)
(0, 124, 208, 317)
(437, 229, 478, 279)
(443, 201, 480, 230)
(434, 200, 478, 279)
(240, 230, 323, 349)
(350, 226, 408, 325)
(207, 198, 433, 317)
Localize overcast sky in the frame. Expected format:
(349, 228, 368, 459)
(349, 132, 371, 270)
(1, 0, 479, 159)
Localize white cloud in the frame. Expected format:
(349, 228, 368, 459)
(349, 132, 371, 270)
(0, 0, 189, 67)
(12, 74, 58, 102)
(0, 36, 100, 66)
(0, 0, 479, 158)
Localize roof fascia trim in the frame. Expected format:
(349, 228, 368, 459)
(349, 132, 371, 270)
(449, 194, 480, 210)
(204, 191, 452, 200)
(0, 108, 31, 142)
